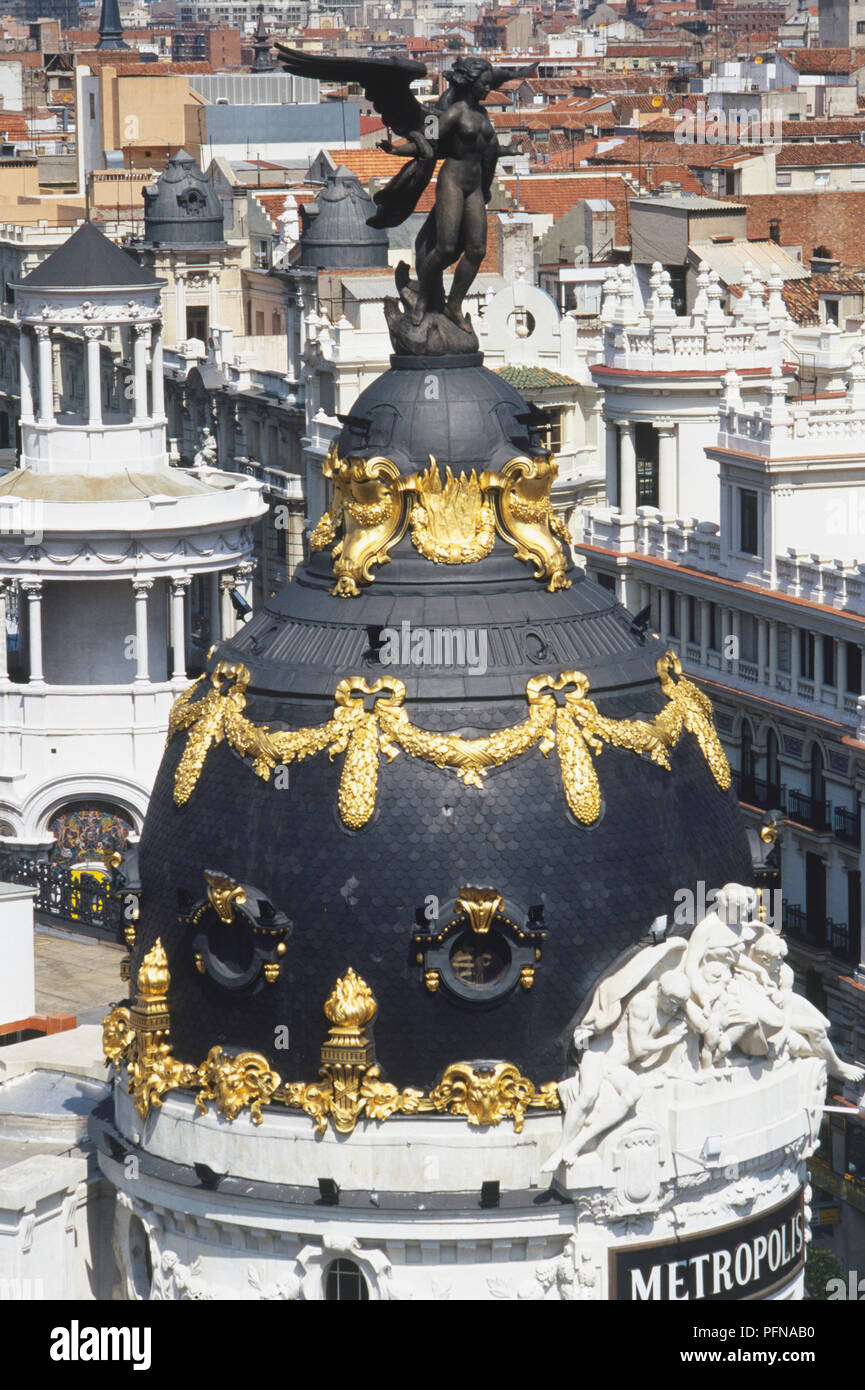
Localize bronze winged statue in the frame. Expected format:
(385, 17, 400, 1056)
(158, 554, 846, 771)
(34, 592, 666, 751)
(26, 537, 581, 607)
(275, 48, 536, 354)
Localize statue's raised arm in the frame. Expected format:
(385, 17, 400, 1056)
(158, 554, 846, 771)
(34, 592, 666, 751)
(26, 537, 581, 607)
(275, 48, 538, 357)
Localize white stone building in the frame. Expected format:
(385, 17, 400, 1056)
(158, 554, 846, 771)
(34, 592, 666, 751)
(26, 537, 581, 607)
(0, 222, 265, 848)
(579, 264, 865, 1269)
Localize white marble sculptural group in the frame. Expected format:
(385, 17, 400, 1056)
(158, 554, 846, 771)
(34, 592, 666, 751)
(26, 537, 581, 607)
(545, 883, 865, 1170)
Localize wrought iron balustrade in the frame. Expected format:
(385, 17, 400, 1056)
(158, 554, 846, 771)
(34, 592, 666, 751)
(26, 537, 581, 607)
(0, 850, 123, 935)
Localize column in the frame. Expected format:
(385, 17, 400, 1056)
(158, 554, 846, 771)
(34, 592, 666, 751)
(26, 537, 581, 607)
(35, 326, 53, 424)
(758, 618, 769, 683)
(604, 418, 618, 507)
(22, 579, 43, 683)
(660, 589, 671, 640)
(132, 579, 152, 683)
(209, 570, 221, 645)
(170, 576, 190, 680)
(84, 327, 102, 426)
(285, 295, 297, 381)
(208, 273, 219, 329)
(176, 272, 187, 343)
(0, 581, 8, 681)
(731, 608, 741, 670)
(220, 573, 236, 640)
(235, 562, 254, 619)
(790, 625, 801, 688)
(19, 328, 34, 420)
(768, 620, 778, 689)
(700, 598, 711, 666)
(619, 420, 636, 515)
(151, 325, 165, 419)
(813, 634, 823, 707)
(133, 325, 150, 421)
(657, 420, 677, 514)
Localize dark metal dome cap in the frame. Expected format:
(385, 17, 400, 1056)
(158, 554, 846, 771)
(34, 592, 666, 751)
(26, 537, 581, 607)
(136, 536, 751, 1095)
(337, 356, 540, 475)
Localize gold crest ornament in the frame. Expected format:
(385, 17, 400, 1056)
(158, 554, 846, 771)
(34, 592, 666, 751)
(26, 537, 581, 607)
(308, 447, 572, 595)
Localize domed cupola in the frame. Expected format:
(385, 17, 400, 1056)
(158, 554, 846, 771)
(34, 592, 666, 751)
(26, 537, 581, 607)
(299, 167, 388, 270)
(142, 150, 226, 250)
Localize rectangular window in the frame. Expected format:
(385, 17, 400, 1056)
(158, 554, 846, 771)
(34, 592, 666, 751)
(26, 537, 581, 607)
(635, 423, 659, 508)
(741, 613, 758, 664)
(186, 307, 207, 342)
(823, 298, 840, 325)
(538, 410, 563, 453)
(823, 635, 836, 687)
(776, 169, 791, 186)
(777, 625, 791, 673)
(801, 629, 815, 680)
(846, 641, 862, 693)
(739, 489, 759, 555)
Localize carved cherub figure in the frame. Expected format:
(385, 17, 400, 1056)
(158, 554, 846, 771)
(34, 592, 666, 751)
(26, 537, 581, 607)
(747, 931, 865, 1083)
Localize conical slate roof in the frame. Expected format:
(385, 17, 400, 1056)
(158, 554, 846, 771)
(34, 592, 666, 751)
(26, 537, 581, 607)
(299, 166, 388, 270)
(19, 222, 159, 290)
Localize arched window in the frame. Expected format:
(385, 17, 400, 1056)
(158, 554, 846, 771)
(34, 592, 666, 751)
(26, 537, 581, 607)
(766, 729, 780, 799)
(324, 1258, 369, 1302)
(810, 744, 825, 807)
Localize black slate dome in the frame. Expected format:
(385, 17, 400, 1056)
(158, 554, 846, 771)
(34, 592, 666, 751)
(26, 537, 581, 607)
(135, 355, 752, 1095)
(338, 353, 540, 475)
(300, 167, 388, 270)
(142, 150, 226, 249)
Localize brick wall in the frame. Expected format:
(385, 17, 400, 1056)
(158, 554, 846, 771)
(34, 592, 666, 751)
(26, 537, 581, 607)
(737, 191, 865, 266)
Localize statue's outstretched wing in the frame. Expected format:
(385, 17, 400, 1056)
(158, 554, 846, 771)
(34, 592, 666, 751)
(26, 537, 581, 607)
(488, 61, 539, 91)
(274, 48, 427, 138)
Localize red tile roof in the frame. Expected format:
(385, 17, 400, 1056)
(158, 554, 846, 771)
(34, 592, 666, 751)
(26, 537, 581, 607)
(776, 141, 865, 165)
(778, 46, 865, 74)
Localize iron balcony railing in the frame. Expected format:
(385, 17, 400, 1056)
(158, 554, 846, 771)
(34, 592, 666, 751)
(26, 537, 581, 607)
(786, 789, 833, 832)
(0, 850, 123, 935)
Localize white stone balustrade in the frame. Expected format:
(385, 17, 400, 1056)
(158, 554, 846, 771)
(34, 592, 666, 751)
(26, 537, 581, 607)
(599, 261, 787, 373)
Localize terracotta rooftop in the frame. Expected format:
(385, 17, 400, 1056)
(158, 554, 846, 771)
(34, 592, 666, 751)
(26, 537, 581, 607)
(782, 271, 865, 325)
(778, 46, 865, 74)
(775, 141, 865, 165)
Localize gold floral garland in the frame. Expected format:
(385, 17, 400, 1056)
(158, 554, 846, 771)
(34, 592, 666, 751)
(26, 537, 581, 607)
(166, 651, 731, 828)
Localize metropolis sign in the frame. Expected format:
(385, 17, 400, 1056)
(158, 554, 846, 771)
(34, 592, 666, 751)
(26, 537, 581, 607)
(612, 1189, 805, 1300)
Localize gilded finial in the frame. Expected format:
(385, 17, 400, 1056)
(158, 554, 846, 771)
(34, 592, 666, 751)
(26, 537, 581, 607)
(324, 967, 377, 1030)
(136, 938, 170, 999)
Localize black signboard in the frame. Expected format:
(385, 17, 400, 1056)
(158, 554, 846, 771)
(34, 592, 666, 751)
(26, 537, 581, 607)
(612, 1188, 805, 1301)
